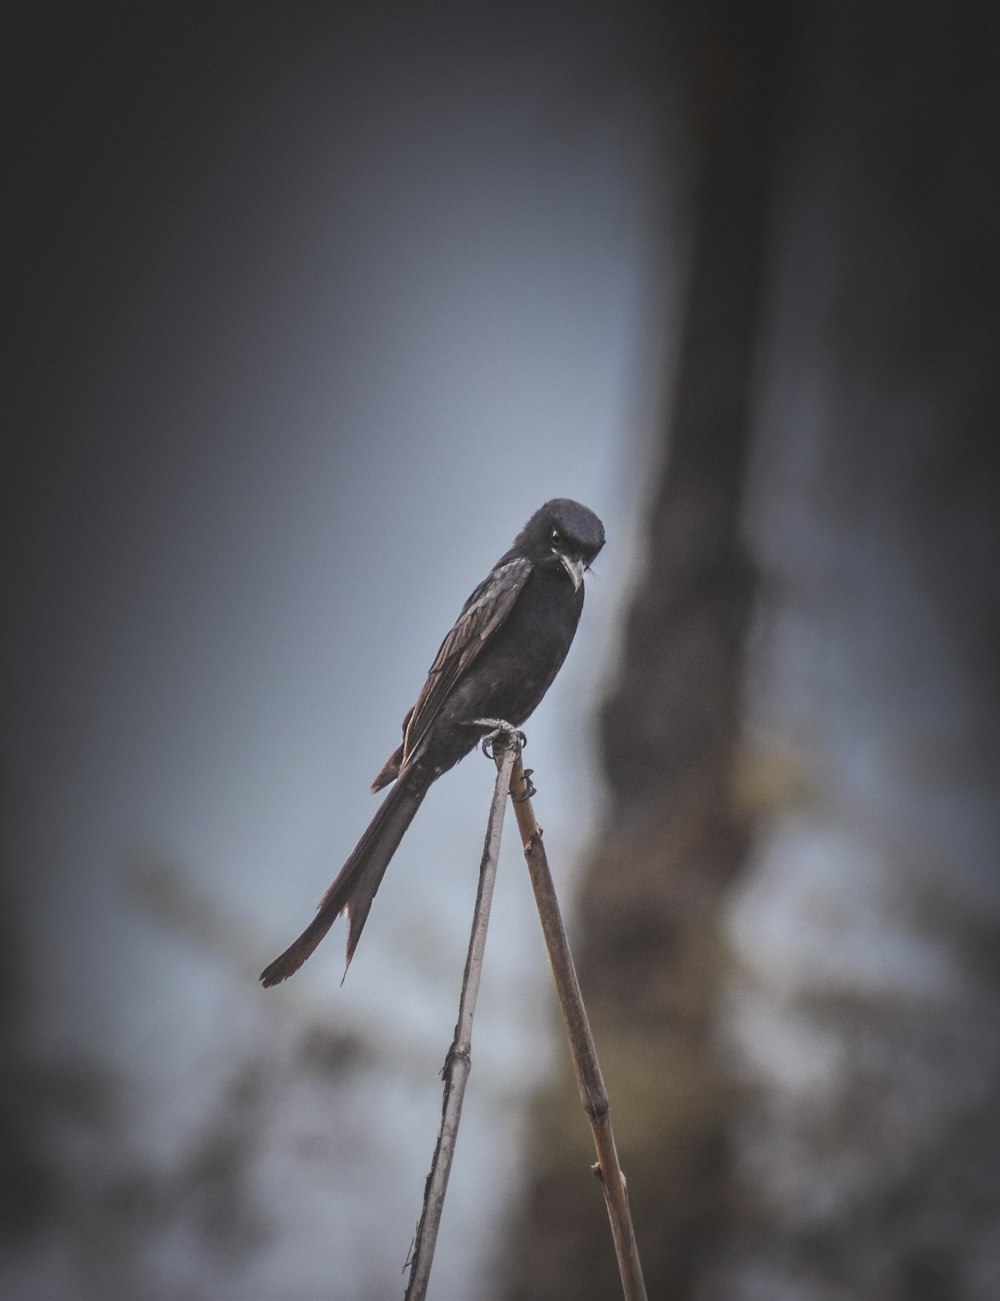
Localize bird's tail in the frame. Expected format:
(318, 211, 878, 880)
(260, 776, 427, 987)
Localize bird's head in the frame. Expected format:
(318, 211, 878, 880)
(518, 498, 606, 591)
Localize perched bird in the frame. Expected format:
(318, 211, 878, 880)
(260, 498, 605, 986)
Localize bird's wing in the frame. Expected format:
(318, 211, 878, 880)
(399, 555, 533, 768)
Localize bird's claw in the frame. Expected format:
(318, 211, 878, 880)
(469, 718, 526, 758)
(513, 768, 536, 801)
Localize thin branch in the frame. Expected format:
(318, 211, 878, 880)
(504, 755, 648, 1301)
(404, 734, 519, 1301)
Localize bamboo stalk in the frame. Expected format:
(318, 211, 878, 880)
(404, 735, 519, 1300)
(504, 755, 647, 1301)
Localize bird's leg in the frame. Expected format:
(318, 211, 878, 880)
(467, 718, 527, 758)
(467, 721, 535, 796)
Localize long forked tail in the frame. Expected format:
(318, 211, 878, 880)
(260, 777, 427, 987)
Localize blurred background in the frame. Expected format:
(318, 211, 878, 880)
(4, 3, 999, 1299)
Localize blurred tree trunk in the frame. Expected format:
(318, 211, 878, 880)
(701, 3, 1000, 1298)
(504, 1, 1000, 1299)
(502, 6, 792, 1297)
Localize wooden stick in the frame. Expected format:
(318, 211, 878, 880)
(504, 756, 648, 1301)
(404, 735, 519, 1300)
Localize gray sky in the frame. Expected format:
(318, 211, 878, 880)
(5, 7, 666, 1294)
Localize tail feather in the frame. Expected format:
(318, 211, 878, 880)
(260, 778, 426, 987)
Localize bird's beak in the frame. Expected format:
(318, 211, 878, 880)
(559, 553, 586, 592)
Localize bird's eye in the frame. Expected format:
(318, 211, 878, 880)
(550, 528, 562, 546)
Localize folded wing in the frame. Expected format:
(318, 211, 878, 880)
(372, 556, 533, 790)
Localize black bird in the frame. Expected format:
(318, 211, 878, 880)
(260, 498, 605, 987)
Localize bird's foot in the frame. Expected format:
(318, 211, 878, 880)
(513, 768, 536, 801)
(469, 718, 526, 758)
